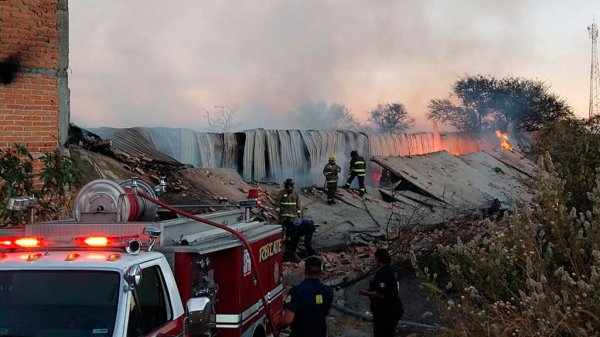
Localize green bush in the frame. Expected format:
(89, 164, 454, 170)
(0, 144, 82, 226)
(415, 154, 600, 336)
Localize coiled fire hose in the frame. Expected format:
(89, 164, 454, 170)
(137, 191, 280, 337)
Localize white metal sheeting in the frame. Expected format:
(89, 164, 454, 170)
(373, 150, 531, 210)
(459, 151, 533, 208)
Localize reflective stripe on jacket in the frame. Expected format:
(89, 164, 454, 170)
(350, 155, 366, 177)
(323, 163, 341, 183)
(276, 189, 300, 219)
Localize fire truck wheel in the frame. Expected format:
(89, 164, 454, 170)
(252, 325, 266, 337)
(67, 311, 110, 331)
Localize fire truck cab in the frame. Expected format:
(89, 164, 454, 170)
(0, 179, 284, 337)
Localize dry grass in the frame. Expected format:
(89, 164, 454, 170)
(411, 154, 600, 336)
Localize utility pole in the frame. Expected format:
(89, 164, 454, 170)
(589, 20, 600, 118)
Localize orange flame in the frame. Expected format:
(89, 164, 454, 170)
(495, 130, 513, 151)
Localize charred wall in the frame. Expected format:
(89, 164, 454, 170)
(0, 0, 69, 154)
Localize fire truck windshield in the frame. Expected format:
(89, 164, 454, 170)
(0, 270, 120, 337)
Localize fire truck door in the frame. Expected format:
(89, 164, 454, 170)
(124, 263, 185, 337)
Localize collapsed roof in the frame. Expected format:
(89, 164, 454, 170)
(372, 148, 534, 211)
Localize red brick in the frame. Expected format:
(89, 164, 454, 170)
(0, 1, 60, 159)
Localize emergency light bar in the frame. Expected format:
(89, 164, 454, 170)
(0, 235, 142, 255)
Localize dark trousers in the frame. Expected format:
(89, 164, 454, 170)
(326, 181, 337, 202)
(373, 313, 401, 337)
(345, 173, 366, 195)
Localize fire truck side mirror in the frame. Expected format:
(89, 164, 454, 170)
(124, 264, 143, 288)
(186, 297, 212, 337)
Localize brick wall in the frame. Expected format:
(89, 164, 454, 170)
(0, 0, 69, 156)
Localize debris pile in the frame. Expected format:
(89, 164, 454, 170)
(283, 245, 378, 287)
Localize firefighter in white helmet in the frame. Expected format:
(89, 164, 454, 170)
(322, 154, 341, 204)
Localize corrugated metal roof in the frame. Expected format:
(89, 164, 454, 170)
(458, 151, 533, 208)
(483, 147, 536, 177)
(86, 127, 181, 166)
(373, 150, 525, 209)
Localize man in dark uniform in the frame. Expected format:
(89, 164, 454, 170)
(343, 150, 366, 196)
(360, 248, 404, 337)
(287, 218, 316, 257)
(275, 178, 301, 261)
(278, 256, 333, 337)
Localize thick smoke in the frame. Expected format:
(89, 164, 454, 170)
(69, 0, 592, 131)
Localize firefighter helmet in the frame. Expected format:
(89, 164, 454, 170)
(284, 178, 295, 188)
(350, 150, 358, 157)
(328, 154, 336, 161)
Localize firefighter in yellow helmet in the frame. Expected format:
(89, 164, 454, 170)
(323, 154, 341, 204)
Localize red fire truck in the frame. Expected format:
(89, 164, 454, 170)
(0, 178, 284, 337)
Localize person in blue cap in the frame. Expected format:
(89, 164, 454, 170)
(277, 256, 333, 337)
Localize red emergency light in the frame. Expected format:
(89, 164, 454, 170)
(82, 236, 109, 247)
(74, 235, 139, 248)
(247, 189, 259, 199)
(0, 237, 44, 249)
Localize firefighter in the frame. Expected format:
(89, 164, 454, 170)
(322, 154, 341, 204)
(343, 150, 366, 196)
(275, 178, 301, 261)
(278, 256, 333, 337)
(359, 248, 404, 337)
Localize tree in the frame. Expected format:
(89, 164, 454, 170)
(368, 102, 414, 134)
(296, 101, 360, 130)
(204, 105, 240, 132)
(427, 75, 573, 132)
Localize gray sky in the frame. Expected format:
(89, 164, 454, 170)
(69, 0, 599, 131)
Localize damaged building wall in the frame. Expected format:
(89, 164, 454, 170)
(0, 0, 70, 154)
(88, 126, 503, 186)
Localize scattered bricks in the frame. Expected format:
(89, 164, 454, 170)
(134, 167, 145, 176)
(354, 246, 368, 254)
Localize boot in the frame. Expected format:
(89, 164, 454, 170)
(284, 236, 300, 262)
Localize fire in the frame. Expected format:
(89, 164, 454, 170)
(495, 130, 513, 151)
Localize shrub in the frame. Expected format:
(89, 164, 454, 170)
(415, 154, 600, 336)
(0, 144, 81, 226)
(530, 117, 600, 212)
